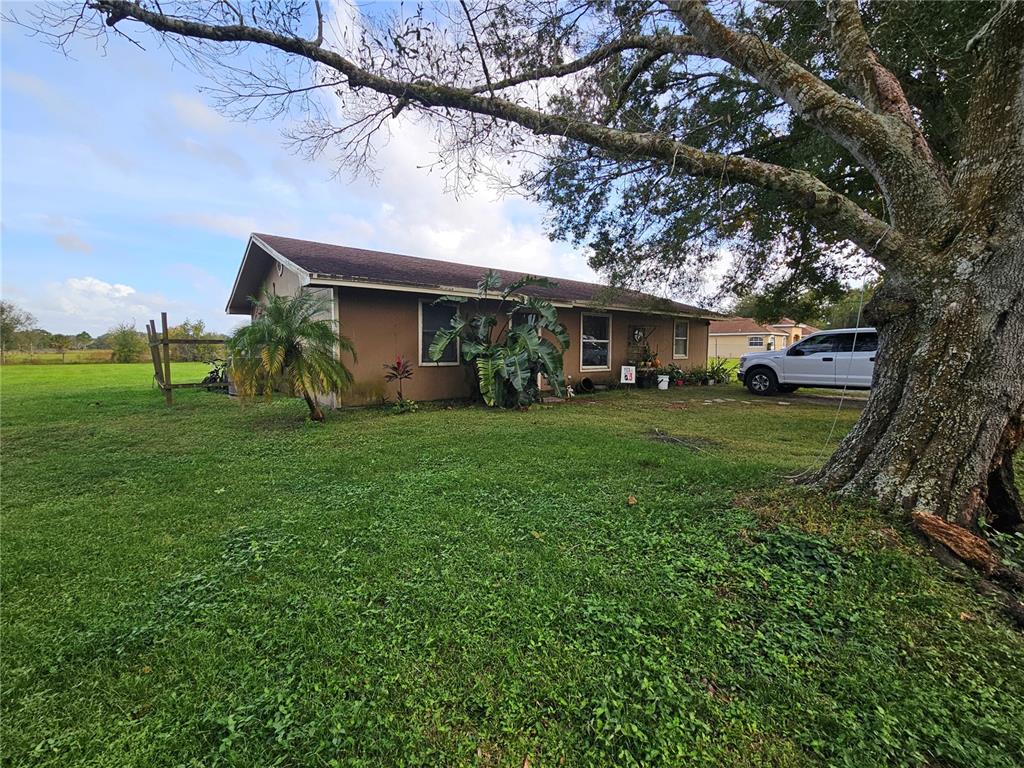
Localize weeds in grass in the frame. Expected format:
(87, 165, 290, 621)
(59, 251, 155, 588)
(2, 364, 1022, 767)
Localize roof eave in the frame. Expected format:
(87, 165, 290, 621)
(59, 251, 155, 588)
(225, 234, 312, 314)
(307, 274, 714, 318)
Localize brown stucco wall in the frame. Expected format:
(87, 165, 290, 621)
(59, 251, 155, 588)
(559, 308, 709, 388)
(248, 260, 711, 403)
(336, 286, 476, 405)
(336, 291, 709, 402)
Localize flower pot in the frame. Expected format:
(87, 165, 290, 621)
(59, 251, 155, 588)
(657, 375, 669, 390)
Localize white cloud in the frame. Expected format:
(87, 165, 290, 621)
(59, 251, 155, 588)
(169, 92, 229, 133)
(24, 276, 198, 334)
(54, 233, 93, 254)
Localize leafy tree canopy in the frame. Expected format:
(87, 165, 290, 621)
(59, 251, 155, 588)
(530, 1, 993, 303)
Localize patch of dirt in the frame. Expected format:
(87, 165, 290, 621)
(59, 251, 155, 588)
(646, 429, 722, 452)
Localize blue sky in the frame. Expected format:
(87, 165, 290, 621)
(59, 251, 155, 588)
(1, 5, 600, 335)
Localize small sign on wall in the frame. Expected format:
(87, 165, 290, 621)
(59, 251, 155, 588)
(620, 365, 636, 384)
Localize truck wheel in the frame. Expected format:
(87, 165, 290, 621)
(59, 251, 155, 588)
(746, 367, 778, 396)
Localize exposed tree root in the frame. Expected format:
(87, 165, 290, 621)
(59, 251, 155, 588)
(912, 509, 1024, 628)
(910, 510, 998, 573)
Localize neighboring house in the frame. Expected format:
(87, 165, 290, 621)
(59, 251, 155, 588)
(708, 317, 790, 358)
(769, 317, 820, 346)
(226, 234, 716, 404)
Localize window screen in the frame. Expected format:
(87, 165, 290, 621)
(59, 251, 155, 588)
(581, 314, 610, 368)
(421, 301, 458, 363)
(673, 320, 688, 357)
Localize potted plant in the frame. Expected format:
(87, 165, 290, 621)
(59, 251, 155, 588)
(706, 357, 731, 385)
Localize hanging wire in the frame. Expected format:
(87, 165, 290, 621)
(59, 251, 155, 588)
(785, 227, 888, 482)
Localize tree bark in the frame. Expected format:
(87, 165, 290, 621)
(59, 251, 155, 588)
(815, 2, 1024, 554)
(814, 244, 1024, 539)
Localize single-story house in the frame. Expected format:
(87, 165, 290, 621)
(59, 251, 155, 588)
(708, 317, 791, 358)
(226, 233, 717, 404)
(768, 317, 820, 346)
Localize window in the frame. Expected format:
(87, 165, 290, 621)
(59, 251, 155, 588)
(581, 313, 611, 369)
(509, 307, 540, 337)
(748, 336, 764, 348)
(420, 300, 459, 365)
(795, 333, 845, 355)
(673, 320, 689, 358)
(853, 332, 878, 352)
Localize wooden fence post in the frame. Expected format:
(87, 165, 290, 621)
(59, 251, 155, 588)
(147, 320, 164, 389)
(161, 312, 173, 405)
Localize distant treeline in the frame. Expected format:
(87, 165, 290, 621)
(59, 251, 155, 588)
(0, 301, 225, 364)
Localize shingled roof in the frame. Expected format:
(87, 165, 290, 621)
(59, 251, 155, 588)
(709, 318, 789, 335)
(226, 233, 716, 318)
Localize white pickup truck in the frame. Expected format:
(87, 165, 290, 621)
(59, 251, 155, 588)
(737, 328, 878, 396)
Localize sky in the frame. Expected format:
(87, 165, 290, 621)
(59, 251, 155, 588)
(0, 2, 609, 336)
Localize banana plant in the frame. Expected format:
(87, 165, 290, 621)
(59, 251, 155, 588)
(428, 270, 569, 408)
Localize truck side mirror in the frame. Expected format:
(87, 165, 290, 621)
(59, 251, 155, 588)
(788, 347, 805, 357)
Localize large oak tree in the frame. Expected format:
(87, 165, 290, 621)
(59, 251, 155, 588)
(14, 0, 1023, 572)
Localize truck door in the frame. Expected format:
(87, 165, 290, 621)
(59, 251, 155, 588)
(837, 331, 877, 388)
(781, 333, 840, 386)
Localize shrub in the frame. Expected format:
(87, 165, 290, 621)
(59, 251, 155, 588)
(428, 270, 569, 408)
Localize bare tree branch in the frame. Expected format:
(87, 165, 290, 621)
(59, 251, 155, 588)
(82, 0, 911, 265)
(459, 0, 493, 97)
(470, 34, 703, 95)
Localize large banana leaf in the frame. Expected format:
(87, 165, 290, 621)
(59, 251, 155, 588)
(475, 354, 504, 406)
(428, 327, 460, 362)
(501, 275, 556, 300)
(503, 349, 532, 393)
(523, 296, 558, 326)
(460, 340, 486, 360)
(535, 338, 565, 395)
(470, 314, 497, 342)
(477, 270, 503, 296)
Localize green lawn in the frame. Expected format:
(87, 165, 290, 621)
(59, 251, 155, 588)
(2, 364, 1022, 767)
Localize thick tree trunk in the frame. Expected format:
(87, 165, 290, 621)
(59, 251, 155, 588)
(815, 186, 1024, 562)
(815, 1, 1024, 571)
(814, 250, 1024, 539)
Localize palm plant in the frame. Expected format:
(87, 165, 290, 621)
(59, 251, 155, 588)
(227, 291, 356, 422)
(428, 271, 569, 408)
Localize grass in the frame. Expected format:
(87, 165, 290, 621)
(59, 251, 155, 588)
(2, 364, 1022, 767)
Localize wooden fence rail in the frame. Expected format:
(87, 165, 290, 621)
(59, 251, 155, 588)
(146, 311, 228, 405)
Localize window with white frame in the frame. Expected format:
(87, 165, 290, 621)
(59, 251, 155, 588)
(748, 336, 764, 348)
(420, 300, 459, 365)
(673, 319, 689, 358)
(581, 313, 611, 369)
